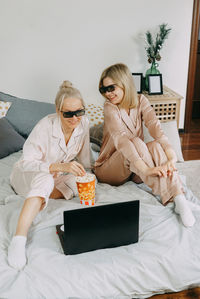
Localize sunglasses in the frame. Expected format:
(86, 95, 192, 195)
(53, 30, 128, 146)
(60, 109, 85, 118)
(99, 84, 117, 94)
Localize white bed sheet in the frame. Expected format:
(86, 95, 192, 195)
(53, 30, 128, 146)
(0, 151, 200, 299)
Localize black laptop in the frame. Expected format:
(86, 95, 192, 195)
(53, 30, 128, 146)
(56, 200, 139, 255)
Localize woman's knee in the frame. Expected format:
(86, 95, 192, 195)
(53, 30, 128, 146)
(131, 137, 151, 160)
(32, 173, 54, 192)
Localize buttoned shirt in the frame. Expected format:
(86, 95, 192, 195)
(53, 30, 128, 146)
(15, 113, 91, 173)
(95, 94, 172, 167)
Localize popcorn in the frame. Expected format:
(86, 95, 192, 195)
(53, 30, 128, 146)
(76, 173, 96, 183)
(76, 173, 96, 206)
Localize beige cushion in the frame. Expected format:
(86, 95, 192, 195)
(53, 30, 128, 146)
(143, 120, 184, 162)
(85, 104, 104, 127)
(0, 100, 12, 118)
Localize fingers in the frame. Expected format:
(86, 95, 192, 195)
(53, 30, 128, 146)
(70, 161, 86, 176)
(148, 161, 178, 178)
(147, 167, 166, 177)
(163, 161, 177, 177)
(168, 162, 177, 176)
(153, 166, 167, 177)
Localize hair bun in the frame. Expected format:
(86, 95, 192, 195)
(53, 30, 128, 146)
(60, 80, 73, 89)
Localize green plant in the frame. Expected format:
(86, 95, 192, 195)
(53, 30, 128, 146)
(145, 23, 172, 64)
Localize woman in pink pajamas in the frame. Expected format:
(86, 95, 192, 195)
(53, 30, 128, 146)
(94, 63, 195, 228)
(8, 81, 91, 270)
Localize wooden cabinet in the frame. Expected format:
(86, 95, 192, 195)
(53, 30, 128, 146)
(192, 40, 200, 118)
(142, 86, 183, 127)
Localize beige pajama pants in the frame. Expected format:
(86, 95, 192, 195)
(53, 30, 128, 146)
(94, 138, 182, 204)
(10, 167, 78, 208)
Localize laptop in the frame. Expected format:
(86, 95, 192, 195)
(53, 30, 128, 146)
(56, 200, 139, 255)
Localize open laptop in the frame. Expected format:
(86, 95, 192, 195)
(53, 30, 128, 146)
(56, 200, 139, 255)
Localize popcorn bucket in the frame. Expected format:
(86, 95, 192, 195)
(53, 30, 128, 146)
(76, 173, 96, 206)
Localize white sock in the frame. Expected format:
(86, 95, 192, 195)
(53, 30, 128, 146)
(8, 236, 27, 270)
(174, 194, 195, 227)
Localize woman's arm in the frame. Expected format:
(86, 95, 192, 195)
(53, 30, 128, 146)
(134, 159, 171, 178)
(18, 120, 51, 173)
(141, 95, 172, 153)
(135, 96, 177, 177)
(49, 161, 85, 176)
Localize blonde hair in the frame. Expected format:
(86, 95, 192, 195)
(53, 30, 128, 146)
(99, 63, 138, 109)
(55, 80, 85, 110)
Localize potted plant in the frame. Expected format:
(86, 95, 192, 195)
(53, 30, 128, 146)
(145, 23, 172, 90)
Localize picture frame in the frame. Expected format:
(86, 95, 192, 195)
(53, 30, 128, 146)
(148, 74, 163, 95)
(132, 73, 143, 93)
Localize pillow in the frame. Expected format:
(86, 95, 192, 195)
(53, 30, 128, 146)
(143, 120, 184, 162)
(90, 123, 103, 146)
(86, 104, 104, 127)
(0, 117, 25, 158)
(0, 91, 55, 138)
(0, 100, 12, 118)
(90, 120, 184, 162)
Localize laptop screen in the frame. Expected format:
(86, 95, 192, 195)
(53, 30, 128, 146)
(59, 200, 140, 255)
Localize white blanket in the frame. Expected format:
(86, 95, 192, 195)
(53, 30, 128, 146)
(0, 151, 200, 299)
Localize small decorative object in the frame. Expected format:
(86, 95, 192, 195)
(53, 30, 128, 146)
(148, 74, 163, 95)
(132, 73, 143, 93)
(144, 23, 172, 90)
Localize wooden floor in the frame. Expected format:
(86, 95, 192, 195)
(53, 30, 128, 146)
(149, 119, 200, 299)
(179, 118, 200, 161)
(150, 288, 200, 298)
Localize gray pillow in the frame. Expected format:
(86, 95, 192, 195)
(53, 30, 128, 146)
(90, 123, 103, 146)
(0, 117, 25, 158)
(0, 91, 55, 138)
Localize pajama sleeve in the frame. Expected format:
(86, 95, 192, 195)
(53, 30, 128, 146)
(17, 120, 51, 173)
(104, 102, 142, 162)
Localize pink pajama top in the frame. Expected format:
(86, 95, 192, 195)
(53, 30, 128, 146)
(95, 94, 172, 168)
(14, 113, 91, 173)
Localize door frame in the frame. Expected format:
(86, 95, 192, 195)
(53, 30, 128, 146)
(185, 0, 200, 132)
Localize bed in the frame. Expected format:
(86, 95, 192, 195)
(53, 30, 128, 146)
(0, 91, 200, 299)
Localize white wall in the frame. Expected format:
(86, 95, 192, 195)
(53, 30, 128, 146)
(0, 0, 194, 128)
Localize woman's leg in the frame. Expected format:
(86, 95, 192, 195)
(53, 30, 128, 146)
(53, 174, 78, 199)
(8, 171, 55, 270)
(130, 138, 195, 226)
(94, 151, 132, 186)
(129, 138, 182, 204)
(16, 197, 45, 236)
(50, 188, 64, 199)
(8, 196, 44, 270)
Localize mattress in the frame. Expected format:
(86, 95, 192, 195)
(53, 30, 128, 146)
(0, 151, 200, 299)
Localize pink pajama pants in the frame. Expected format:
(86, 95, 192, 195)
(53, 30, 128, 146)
(10, 167, 78, 208)
(94, 138, 182, 204)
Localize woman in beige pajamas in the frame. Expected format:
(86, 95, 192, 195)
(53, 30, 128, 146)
(94, 63, 195, 228)
(8, 81, 91, 270)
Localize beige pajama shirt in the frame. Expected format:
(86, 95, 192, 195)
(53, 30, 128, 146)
(10, 114, 91, 207)
(94, 95, 182, 204)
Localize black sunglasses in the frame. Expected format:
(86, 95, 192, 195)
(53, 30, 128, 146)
(60, 109, 85, 118)
(99, 84, 117, 94)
